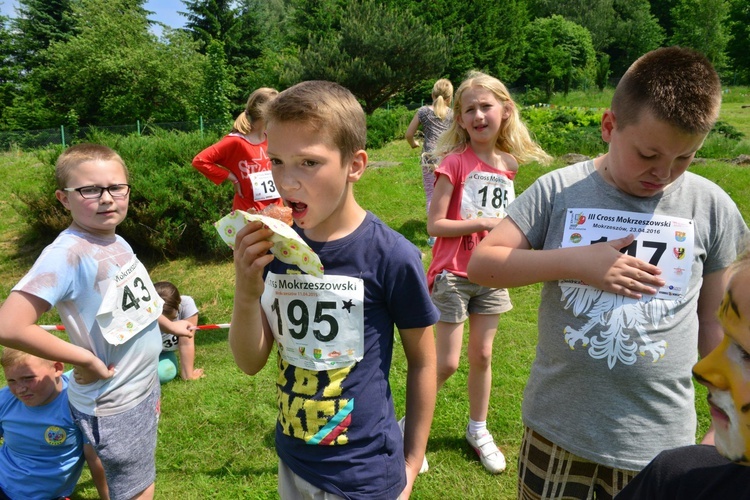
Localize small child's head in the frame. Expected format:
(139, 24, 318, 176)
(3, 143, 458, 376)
(431, 78, 453, 120)
(154, 281, 181, 321)
(233, 87, 279, 135)
(611, 46, 721, 135)
(693, 247, 750, 464)
(54, 143, 131, 236)
(55, 143, 129, 190)
(1, 348, 64, 407)
(435, 71, 551, 165)
(264, 80, 367, 164)
(264, 81, 368, 234)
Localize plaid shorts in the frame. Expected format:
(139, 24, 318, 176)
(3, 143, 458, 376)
(518, 427, 638, 500)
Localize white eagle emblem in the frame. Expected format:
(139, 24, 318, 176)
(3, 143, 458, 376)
(560, 285, 681, 369)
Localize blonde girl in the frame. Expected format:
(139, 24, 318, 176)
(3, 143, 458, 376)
(405, 78, 454, 243)
(192, 87, 281, 212)
(426, 71, 551, 474)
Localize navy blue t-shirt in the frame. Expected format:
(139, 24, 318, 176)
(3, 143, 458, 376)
(264, 212, 439, 499)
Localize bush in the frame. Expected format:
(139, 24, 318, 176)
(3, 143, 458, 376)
(710, 120, 744, 141)
(13, 105, 437, 260)
(112, 129, 233, 259)
(366, 105, 413, 149)
(16, 105, 744, 262)
(14, 129, 236, 261)
(522, 107, 606, 157)
(13, 107, 425, 261)
(518, 87, 550, 106)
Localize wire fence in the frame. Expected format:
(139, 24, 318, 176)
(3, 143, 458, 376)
(0, 118, 231, 151)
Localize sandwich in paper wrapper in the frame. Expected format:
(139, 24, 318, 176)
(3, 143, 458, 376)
(215, 210, 324, 278)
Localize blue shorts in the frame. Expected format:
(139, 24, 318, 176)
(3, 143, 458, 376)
(431, 271, 512, 323)
(71, 385, 160, 500)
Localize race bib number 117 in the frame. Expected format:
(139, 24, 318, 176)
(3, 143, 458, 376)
(560, 208, 694, 300)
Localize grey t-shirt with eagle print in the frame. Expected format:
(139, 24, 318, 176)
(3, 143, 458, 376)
(509, 160, 748, 470)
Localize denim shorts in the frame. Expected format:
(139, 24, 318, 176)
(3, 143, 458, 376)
(71, 385, 160, 500)
(431, 271, 512, 323)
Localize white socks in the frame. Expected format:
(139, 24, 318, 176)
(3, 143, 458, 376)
(468, 419, 487, 437)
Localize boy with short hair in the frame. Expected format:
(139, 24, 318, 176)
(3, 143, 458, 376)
(0, 348, 107, 500)
(0, 144, 175, 500)
(229, 80, 439, 499)
(468, 46, 750, 498)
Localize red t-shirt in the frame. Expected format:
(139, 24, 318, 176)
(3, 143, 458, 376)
(192, 133, 282, 212)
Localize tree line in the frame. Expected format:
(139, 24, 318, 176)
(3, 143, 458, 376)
(0, 0, 747, 131)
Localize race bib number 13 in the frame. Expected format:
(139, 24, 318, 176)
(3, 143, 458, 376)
(250, 170, 280, 202)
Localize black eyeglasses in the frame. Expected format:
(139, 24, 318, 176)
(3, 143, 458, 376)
(63, 184, 131, 199)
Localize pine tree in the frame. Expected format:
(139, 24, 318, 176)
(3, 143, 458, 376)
(11, 0, 76, 71)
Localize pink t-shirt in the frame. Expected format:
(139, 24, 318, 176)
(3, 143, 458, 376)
(427, 147, 516, 290)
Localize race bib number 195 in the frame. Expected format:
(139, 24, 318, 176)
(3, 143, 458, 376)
(262, 272, 364, 371)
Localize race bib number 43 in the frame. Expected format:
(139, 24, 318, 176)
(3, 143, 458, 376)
(262, 272, 364, 371)
(560, 208, 694, 300)
(96, 257, 164, 345)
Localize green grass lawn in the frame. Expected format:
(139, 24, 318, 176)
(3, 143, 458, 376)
(1, 112, 749, 498)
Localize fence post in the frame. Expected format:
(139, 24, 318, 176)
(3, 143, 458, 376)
(199, 116, 204, 138)
(60, 126, 66, 148)
(137, 120, 141, 136)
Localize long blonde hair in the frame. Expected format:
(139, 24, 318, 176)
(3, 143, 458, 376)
(232, 87, 279, 135)
(434, 71, 552, 165)
(431, 78, 453, 120)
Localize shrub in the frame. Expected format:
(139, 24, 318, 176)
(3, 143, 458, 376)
(366, 105, 413, 149)
(14, 128, 236, 260)
(710, 120, 744, 141)
(13, 107, 425, 260)
(522, 107, 606, 157)
(16, 105, 744, 262)
(518, 87, 550, 106)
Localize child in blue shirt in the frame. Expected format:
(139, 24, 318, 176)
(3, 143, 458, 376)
(229, 80, 439, 499)
(0, 348, 108, 500)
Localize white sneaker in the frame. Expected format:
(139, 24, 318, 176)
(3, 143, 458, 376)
(465, 427, 506, 474)
(398, 417, 429, 474)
